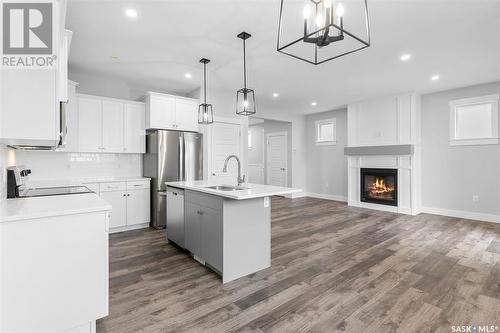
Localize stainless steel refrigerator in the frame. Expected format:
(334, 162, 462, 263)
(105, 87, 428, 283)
(143, 130, 203, 229)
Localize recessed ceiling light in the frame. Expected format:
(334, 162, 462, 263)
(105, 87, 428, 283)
(125, 8, 137, 18)
(273, 93, 279, 98)
(110, 55, 119, 60)
(431, 74, 440, 81)
(311, 102, 317, 106)
(400, 54, 411, 61)
(184, 73, 192, 79)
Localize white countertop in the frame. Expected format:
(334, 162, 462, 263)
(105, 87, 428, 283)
(24, 177, 150, 189)
(0, 193, 112, 223)
(166, 181, 301, 200)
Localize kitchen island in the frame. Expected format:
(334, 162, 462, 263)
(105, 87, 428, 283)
(166, 181, 301, 283)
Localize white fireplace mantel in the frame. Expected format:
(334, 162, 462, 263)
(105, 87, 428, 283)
(346, 93, 421, 215)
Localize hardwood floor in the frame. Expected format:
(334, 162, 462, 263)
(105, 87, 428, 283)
(97, 197, 500, 333)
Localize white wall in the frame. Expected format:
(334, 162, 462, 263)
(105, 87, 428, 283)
(304, 109, 348, 199)
(249, 119, 293, 186)
(0, 146, 7, 199)
(421, 81, 500, 218)
(6, 149, 142, 182)
(70, 66, 186, 101)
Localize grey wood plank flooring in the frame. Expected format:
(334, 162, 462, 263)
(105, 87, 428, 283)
(97, 197, 500, 333)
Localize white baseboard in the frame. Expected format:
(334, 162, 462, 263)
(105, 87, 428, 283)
(305, 192, 348, 202)
(420, 206, 500, 224)
(284, 192, 307, 199)
(109, 223, 149, 234)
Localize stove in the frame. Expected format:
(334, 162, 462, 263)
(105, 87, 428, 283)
(19, 186, 93, 198)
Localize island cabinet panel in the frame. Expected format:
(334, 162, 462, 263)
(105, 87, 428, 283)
(184, 191, 223, 271)
(200, 206, 223, 272)
(184, 201, 202, 258)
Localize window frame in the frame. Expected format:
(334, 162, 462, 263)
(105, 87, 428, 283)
(449, 94, 499, 146)
(315, 118, 337, 146)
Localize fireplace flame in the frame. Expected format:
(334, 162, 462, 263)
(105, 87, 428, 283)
(370, 177, 395, 194)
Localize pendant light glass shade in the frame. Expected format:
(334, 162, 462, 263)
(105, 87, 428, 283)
(198, 58, 213, 124)
(236, 32, 256, 116)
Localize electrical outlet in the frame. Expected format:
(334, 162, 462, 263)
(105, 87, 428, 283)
(472, 195, 480, 203)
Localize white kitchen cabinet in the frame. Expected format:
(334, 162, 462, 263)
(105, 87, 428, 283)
(145, 92, 199, 132)
(78, 96, 102, 153)
(102, 101, 124, 153)
(124, 103, 146, 153)
(175, 99, 200, 132)
(57, 81, 79, 152)
(100, 190, 127, 229)
(126, 188, 150, 226)
(77, 94, 146, 154)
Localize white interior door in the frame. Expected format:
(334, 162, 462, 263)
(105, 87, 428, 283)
(210, 122, 242, 184)
(248, 127, 265, 184)
(267, 132, 287, 187)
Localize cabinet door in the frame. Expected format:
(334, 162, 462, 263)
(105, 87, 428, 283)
(200, 207, 223, 272)
(175, 99, 199, 132)
(57, 82, 78, 152)
(124, 103, 146, 153)
(102, 101, 124, 153)
(100, 191, 127, 229)
(78, 97, 102, 152)
(184, 202, 201, 257)
(126, 189, 150, 226)
(148, 95, 176, 130)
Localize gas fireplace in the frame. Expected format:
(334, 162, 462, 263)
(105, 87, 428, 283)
(360, 168, 398, 206)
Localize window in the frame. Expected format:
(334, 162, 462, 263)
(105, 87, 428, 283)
(315, 118, 337, 146)
(449, 94, 499, 146)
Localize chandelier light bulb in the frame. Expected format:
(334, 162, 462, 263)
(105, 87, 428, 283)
(243, 99, 249, 108)
(303, 4, 311, 19)
(316, 13, 324, 28)
(336, 3, 344, 17)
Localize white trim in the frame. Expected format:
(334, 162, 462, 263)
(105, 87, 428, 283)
(305, 192, 347, 202)
(420, 206, 500, 224)
(449, 94, 499, 146)
(266, 131, 288, 187)
(449, 138, 499, 146)
(109, 223, 149, 234)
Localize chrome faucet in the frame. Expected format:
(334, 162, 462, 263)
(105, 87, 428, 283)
(222, 155, 245, 185)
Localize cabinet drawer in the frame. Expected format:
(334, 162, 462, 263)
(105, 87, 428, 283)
(185, 190, 223, 211)
(100, 182, 126, 192)
(127, 180, 150, 190)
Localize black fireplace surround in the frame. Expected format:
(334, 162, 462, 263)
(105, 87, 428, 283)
(360, 168, 398, 206)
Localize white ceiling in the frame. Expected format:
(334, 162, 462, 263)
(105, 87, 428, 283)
(67, 0, 500, 115)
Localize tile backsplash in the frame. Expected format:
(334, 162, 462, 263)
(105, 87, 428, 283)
(8, 149, 142, 182)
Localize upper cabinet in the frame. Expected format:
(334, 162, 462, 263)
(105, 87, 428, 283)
(77, 94, 145, 154)
(0, 0, 71, 148)
(145, 92, 199, 132)
(56, 81, 79, 153)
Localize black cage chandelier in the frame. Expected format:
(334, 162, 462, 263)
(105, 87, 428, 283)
(277, 0, 371, 65)
(198, 58, 213, 124)
(236, 32, 256, 116)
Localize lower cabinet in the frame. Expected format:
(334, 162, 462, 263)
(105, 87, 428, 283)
(87, 180, 150, 232)
(184, 191, 223, 273)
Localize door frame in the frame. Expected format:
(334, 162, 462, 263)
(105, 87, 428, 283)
(201, 115, 246, 182)
(266, 131, 288, 186)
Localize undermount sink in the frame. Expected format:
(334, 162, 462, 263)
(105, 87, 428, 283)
(205, 185, 248, 191)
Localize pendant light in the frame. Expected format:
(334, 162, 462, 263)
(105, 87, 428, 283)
(277, 0, 371, 65)
(236, 32, 256, 116)
(198, 58, 213, 124)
